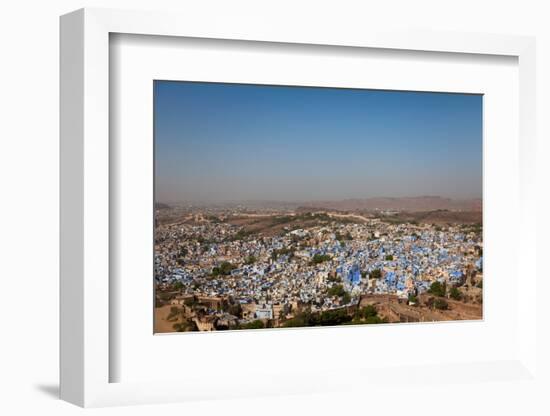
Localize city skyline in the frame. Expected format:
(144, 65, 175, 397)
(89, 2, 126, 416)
(154, 81, 482, 203)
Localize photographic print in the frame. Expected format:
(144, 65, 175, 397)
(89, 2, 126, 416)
(154, 81, 483, 333)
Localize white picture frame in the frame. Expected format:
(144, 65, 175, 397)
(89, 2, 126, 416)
(60, 7, 538, 408)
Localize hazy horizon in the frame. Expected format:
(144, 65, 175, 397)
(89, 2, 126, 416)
(154, 81, 482, 203)
(156, 195, 482, 205)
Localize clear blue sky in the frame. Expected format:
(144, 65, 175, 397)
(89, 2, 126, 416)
(154, 81, 482, 203)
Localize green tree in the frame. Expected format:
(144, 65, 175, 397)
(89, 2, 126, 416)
(449, 286, 462, 300)
(428, 281, 446, 297)
(328, 274, 341, 283)
(283, 312, 311, 328)
(244, 255, 257, 265)
(211, 261, 235, 276)
(310, 253, 331, 265)
(231, 229, 252, 241)
(365, 315, 386, 324)
(327, 284, 346, 297)
(335, 231, 353, 243)
(385, 254, 394, 261)
(356, 305, 378, 319)
(341, 292, 351, 304)
(433, 298, 449, 310)
(408, 293, 418, 304)
(319, 309, 352, 326)
(184, 297, 196, 307)
(272, 247, 294, 261)
(369, 269, 382, 279)
(240, 320, 265, 330)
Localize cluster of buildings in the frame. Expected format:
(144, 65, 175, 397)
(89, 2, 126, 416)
(155, 213, 482, 326)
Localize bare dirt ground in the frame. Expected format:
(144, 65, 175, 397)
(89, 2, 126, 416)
(154, 304, 183, 333)
(360, 294, 482, 323)
(225, 213, 344, 237)
(377, 210, 482, 225)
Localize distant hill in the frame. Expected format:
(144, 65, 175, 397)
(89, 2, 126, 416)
(160, 196, 482, 213)
(300, 196, 481, 212)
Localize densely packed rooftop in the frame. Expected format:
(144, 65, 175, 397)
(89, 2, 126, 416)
(155, 211, 482, 325)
